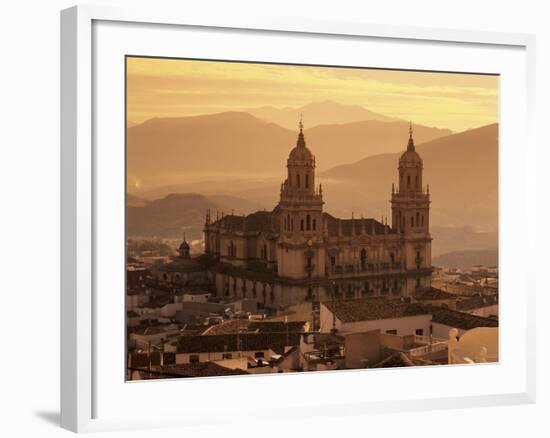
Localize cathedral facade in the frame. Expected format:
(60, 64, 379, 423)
(203, 121, 432, 309)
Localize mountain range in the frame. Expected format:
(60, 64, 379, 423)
(127, 106, 451, 188)
(319, 123, 498, 230)
(247, 100, 399, 129)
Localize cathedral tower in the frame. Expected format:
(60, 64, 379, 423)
(276, 118, 325, 279)
(391, 124, 432, 290)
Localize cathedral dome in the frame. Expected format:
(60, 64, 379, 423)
(399, 124, 423, 166)
(288, 119, 314, 162)
(288, 143, 314, 162)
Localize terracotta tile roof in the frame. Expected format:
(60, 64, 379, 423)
(430, 308, 498, 330)
(414, 287, 456, 301)
(456, 294, 498, 311)
(176, 332, 301, 354)
(157, 362, 249, 377)
(202, 320, 307, 335)
(372, 352, 415, 368)
(157, 258, 203, 273)
(211, 211, 276, 233)
(129, 352, 176, 368)
(323, 298, 430, 323)
(323, 213, 392, 236)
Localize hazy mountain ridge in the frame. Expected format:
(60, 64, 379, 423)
(127, 192, 262, 239)
(127, 109, 451, 188)
(247, 100, 400, 129)
(320, 123, 498, 230)
(432, 250, 498, 270)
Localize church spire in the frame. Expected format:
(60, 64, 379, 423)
(407, 121, 415, 151)
(296, 114, 306, 148)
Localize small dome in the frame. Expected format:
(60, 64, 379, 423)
(288, 124, 314, 162)
(399, 123, 422, 165)
(179, 240, 190, 251)
(399, 148, 422, 165)
(289, 144, 314, 162)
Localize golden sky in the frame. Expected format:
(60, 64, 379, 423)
(127, 56, 498, 132)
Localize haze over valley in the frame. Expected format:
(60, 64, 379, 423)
(127, 102, 498, 264)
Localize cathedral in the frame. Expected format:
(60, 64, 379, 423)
(203, 120, 432, 308)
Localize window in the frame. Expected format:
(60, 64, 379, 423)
(386, 329, 397, 335)
(421, 215, 424, 226)
(390, 252, 395, 263)
(415, 329, 424, 336)
(407, 175, 411, 187)
(330, 256, 336, 267)
(360, 249, 367, 268)
(416, 212, 420, 226)
(415, 175, 419, 188)
(305, 174, 309, 188)
(189, 355, 200, 363)
(254, 352, 265, 358)
(306, 214, 311, 230)
(411, 216, 414, 227)
(300, 219, 304, 231)
(297, 174, 300, 188)
(312, 219, 316, 231)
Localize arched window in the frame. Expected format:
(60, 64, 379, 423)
(421, 215, 424, 226)
(416, 212, 420, 226)
(300, 219, 304, 231)
(360, 249, 367, 268)
(411, 216, 414, 227)
(415, 175, 419, 188)
(312, 219, 316, 231)
(407, 175, 411, 187)
(306, 214, 311, 231)
(305, 174, 309, 188)
(296, 174, 301, 188)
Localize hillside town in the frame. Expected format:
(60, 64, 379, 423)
(126, 125, 499, 380)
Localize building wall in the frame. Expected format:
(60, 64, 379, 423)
(175, 349, 276, 364)
(319, 304, 431, 337)
(431, 322, 467, 339)
(344, 330, 382, 369)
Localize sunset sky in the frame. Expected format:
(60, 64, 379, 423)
(127, 57, 499, 132)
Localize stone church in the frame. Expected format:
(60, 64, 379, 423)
(203, 120, 432, 308)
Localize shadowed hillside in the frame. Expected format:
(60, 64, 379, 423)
(127, 193, 262, 239)
(321, 124, 498, 231)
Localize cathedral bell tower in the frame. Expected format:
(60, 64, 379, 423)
(276, 117, 325, 279)
(391, 123, 432, 290)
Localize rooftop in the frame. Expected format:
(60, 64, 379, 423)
(155, 362, 249, 378)
(430, 307, 498, 330)
(176, 332, 302, 354)
(414, 287, 456, 301)
(202, 319, 307, 336)
(324, 213, 392, 237)
(456, 294, 498, 311)
(323, 298, 430, 323)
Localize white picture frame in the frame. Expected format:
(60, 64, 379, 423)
(60, 4, 536, 433)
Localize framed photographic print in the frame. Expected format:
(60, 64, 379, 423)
(61, 5, 536, 433)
